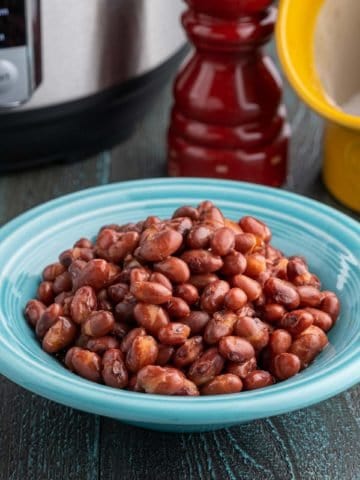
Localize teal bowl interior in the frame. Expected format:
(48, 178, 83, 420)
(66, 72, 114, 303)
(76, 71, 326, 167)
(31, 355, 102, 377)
(0, 178, 359, 433)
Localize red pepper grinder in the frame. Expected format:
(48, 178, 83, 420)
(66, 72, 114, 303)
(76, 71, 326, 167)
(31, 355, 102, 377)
(168, 0, 290, 186)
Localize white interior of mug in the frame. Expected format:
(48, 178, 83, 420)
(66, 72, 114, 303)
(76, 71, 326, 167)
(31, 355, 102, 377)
(314, 0, 360, 116)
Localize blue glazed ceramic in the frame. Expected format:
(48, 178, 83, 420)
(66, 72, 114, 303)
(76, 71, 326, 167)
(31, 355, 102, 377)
(0, 179, 359, 433)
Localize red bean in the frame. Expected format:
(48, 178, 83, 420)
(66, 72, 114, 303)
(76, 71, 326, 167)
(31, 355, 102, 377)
(279, 310, 314, 337)
(219, 336, 255, 363)
(243, 370, 274, 390)
(227, 357, 257, 379)
(120, 327, 146, 354)
(174, 283, 199, 305)
(201, 374, 243, 395)
(224, 288, 247, 311)
(233, 317, 269, 351)
(166, 297, 191, 318)
(239, 216, 271, 243)
(305, 308, 333, 332)
(36, 303, 63, 338)
(297, 286, 322, 307)
(189, 274, 219, 290)
(261, 304, 286, 324)
(42, 317, 77, 353)
(186, 225, 212, 249)
(82, 311, 115, 337)
(138, 227, 183, 262)
(70, 286, 97, 324)
(37, 281, 54, 306)
(179, 311, 210, 334)
(156, 344, 175, 366)
(231, 275, 262, 301)
(220, 251, 247, 276)
(320, 291, 340, 322)
(181, 249, 223, 274)
(136, 366, 185, 394)
(126, 335, 159, 373)
(188, 348, 225, 386)
(204, 311, 237, 344)
(158, 323, 190, 345)
(268, 329, 292, 354)
(264, 277, 300, 309)
(24, 299, 46, 327)
(154, 257, 190, 284)
(65, 347, 101, 382)
(85, 336, 120, 354)
(272, 353, 301, 380)
(130, 281, 172, 305)
(210, 228, 235, 256)
(200, 280, 230, 314)
(102, 349, 128, 388)
(134, 303, 169, 335)
(173, 336, 204, 368)
(42, 263, 66, 281)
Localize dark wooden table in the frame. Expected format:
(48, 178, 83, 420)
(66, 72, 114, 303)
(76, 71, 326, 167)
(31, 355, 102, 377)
(0, 53, 359, 480)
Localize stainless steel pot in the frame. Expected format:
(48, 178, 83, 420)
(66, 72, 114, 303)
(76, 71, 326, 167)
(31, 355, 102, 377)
(0, 0, 186, 169)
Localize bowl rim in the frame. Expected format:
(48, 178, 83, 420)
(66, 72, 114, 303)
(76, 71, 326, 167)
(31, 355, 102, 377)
(0, 178, 359, 425)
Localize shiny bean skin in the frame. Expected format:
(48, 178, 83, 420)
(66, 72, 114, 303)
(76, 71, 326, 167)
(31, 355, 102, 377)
(130, 281, 172, 305)
(188, 348, 225, 386)
(172, 205, 200, 221)
(158, 323, 190, 345)
(320, 291, 340, 322)
(245, 253, 267, 279)
(189, 274, 219, 290)
(227, 357, 257, 379)
(114, 293, 137, 323)
(130, 268, 150, 284)
(120, 327, 146, 353)
(186, 225, 212, 249)
(268, 329, 292, 354)
(136, 366, 185, 394)
(42, 262, 66, 281)
(96, 230, 139, 263)
(204, 311, 237, 344)
(305, 308, 333, 332)
(279, 310, 314, 337)
(156, 344, 175, 366)
(73, 259, 111, 291)
(173, 379, 200, 396)
(102, 349, 128, 388)
(201, 280, 230, 314)
(154, 257, 190, 284)
(85, 336, 120, 354)
(293, 273, 321, 289)
(234, 317, 269, 351)
(82, 311, 115, 337)
(65, 347, 101, 382)
(219, 336, 255, 363)
(297, 286, 322, 307)
(107, 282, 129, 304)
(70, 286, 97, 324)
(199, 206, 225, 229)
(36, 303, 63, 338)
(173, 336, 204, 368)
(74, 238, 93, 249)
(42, 317, 77, 353)
(37, 281, 54, 306)
(236, 305, 256, 318)
(126, 335, 159, 373)
(53, 271, 72, 295)
(261, 304, 286, 324)
(210, 228, 235, 256)
(179, 311, 210, 334)
(201, 374, 243, 395)
(224, 218, 243, 235)
(134, 303, 169, 335)
(243, 370, 274, 390)
(24, 299, 46, 327)
(224, 288, 247, 311)
(166, 297, 191, 318)
(231, 275, 262, 301)
(234, 233, 259, 254)
(239, 216, 272, 243)
(174, 283, 199, 305)
(290, 326, 328, 368)
(264, 277, 300, 309)
(287, 256, 308, 281)
(181, 249, 223, 274)
(150, 273, 173, 293)
(166, 217, 193, 236)
(220, 251, 247, 276)
(112, 321, 130, 339)
(272, 353, 301, 380)
(138, 227, 183, 262)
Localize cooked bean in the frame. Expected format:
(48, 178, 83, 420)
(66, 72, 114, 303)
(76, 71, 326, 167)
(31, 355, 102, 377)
(36, 303, 63, 338)
(126, 335, 158, 373)
(107, 282, 129, 304)
(224, 218, 243, 235)
(166, 217, 193, 236)
(268, 329, 292, 354)
(85, 336, 120, 354)
(289, 326, 328, 368)
(25, 299, 46, 327)
(245, 253, 267, 279)
(231, 275, 262, 301)
(279, 310, 314, 336)
(174, 283, 199, 305)
(130, 267, 150, 284)
(224, 288, 247, 311)
(70, 286, 97, 324)
(200, 206, 225, 229)
(201, 374, 243, 395)
(239, 216, 271, 243)
(287, 256, 308, 281)
(173, 379, 200, 396)
(181, 249, 223, 274)
(74, 238, 93, 249)
(234, 233, 259, 254)
(42, 263, 66, 281)
(173, 336, 204, 367)
(271, 258, 289, 280)
(150, 273, 173, 292)
(43, 317, 77, 353)
(138, 227, 183, 262)
(53, 271, 72, 295)
(130, 281, 172, 304)
(166, 297, 191, 318)
(154, 257, 190, 284)
(221, 251, 247, 276)
(156, 344, 175, 366)
(293, 273, 321, 288)
(320, 291, 340, 322)
(82, 311, 115, 337)
(204, 311, 237, 344)
(219, 336, 255, 362)
(261, 304, 286, 323)
(264, 277, 300, 309)
(227, 357, 257, 378)
(172, 205, 200, 221)
(201, 280, 230, 314)
(272, 353, 301, 380)
(158, 323, 190, 345)
(112, 321, 130, 339)
(65, 347, 101, 382)
(186, 225, 212, 249)
(233, 316, 269, 350)
(120, 327, 146, 354)
(188, 348, 225, 386)
(102, 349, 128, 388)
(210, 228, 235, 256)
(136, 366, 185, 394)
(189, 273, 219, 290)
(243, 370, 274, 390)
(134, 303, 169, 335)
(96, 230, 139, 263)
(73, 259, 111, 291)
(236, 305, 256, 318)
(37, 281, 54, 306)
(114, 293, 137, 323)
(180, 311, 210, 334)
(305, 308, 333, 332)
(297, 286, 322, 307)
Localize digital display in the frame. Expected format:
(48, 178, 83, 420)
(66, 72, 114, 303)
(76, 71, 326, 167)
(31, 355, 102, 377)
(0, 0, 26, 48)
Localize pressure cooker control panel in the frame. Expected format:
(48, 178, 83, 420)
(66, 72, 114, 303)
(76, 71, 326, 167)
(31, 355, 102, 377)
(0, 0, 41, 107)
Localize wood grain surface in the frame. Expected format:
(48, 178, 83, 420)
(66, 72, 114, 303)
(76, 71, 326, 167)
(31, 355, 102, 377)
(0, 48, 359, 480)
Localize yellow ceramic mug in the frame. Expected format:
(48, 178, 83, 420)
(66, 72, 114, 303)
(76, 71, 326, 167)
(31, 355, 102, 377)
(276, 0, 360, 212)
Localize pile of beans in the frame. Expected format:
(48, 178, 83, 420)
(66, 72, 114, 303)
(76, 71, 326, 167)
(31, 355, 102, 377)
(24, 201, 340, 396)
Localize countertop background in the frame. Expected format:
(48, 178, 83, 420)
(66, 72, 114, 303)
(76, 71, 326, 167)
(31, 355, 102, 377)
(0, 45, 359, 480)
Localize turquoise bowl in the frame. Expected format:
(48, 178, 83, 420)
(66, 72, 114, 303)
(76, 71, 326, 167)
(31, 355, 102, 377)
(0, 179, 359, 433)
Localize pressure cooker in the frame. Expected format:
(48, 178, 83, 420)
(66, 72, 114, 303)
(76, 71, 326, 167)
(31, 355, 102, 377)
(0, 0, 186, 170)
